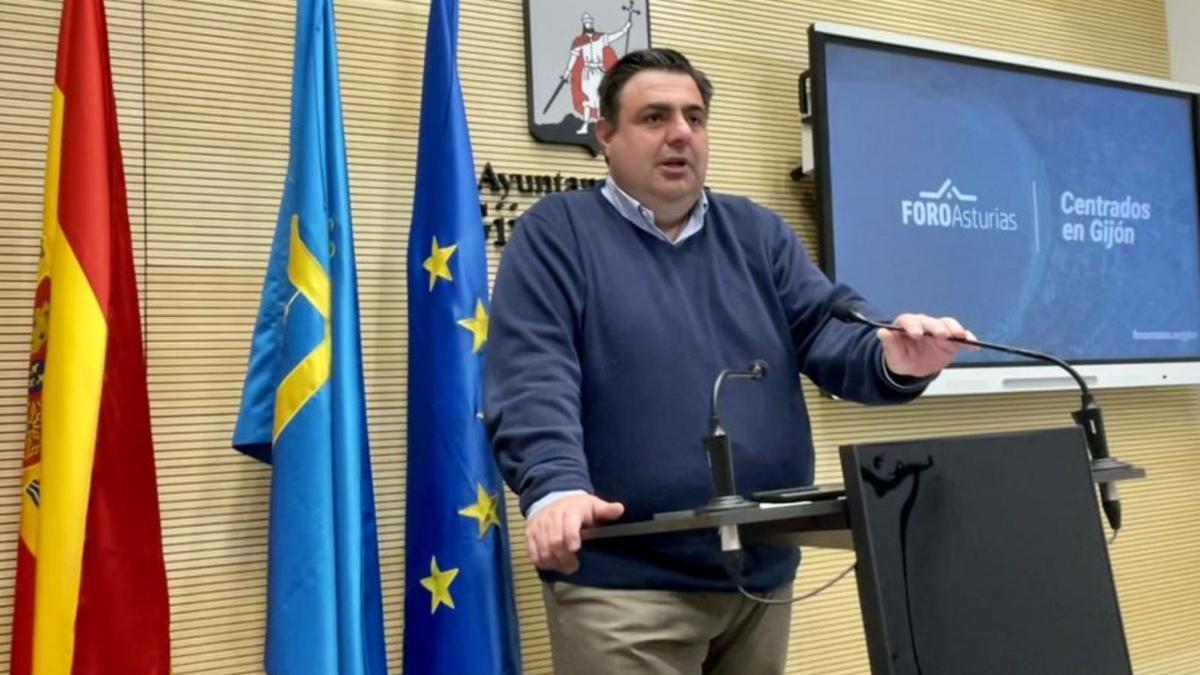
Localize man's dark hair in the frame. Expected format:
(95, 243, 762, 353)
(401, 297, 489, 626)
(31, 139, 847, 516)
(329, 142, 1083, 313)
(598, 48, 714, 126)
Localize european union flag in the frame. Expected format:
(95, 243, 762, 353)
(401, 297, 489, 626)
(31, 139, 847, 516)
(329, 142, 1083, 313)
(403, 0, 522, 672)
(232, 0, 387, 673)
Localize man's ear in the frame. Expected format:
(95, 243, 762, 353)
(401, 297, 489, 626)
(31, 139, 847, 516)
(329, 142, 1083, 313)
(596, 117, 614, 153)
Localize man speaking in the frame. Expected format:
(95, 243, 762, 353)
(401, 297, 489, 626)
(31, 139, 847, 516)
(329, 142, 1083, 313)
(485, 48, 973, 674)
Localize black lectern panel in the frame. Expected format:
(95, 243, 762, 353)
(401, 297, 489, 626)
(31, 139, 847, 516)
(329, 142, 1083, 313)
(842, 427, 1131, 675)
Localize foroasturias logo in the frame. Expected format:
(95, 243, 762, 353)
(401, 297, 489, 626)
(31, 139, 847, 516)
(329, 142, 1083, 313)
(900, 179, 1019, 232)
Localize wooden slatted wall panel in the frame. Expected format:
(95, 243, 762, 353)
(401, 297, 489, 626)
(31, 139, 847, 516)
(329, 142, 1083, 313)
(0, 0, 1196, 673)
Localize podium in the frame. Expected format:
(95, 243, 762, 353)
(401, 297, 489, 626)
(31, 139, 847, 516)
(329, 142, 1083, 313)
(583, 427, 1141, 675)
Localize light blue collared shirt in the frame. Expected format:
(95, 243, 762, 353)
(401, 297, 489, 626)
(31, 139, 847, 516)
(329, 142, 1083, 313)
(601, 177, 709, 245)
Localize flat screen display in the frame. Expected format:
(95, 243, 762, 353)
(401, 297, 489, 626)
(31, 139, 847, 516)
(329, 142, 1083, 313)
(811, 27, 1200, 378)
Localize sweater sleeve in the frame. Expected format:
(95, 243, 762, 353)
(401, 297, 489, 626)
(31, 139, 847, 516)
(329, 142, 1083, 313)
(766, 211, 926, 404)
(484, 206, 595, 514)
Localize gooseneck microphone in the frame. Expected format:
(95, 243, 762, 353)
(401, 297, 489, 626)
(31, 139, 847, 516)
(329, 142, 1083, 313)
(831, 300, 1124, 532)
(701, 360, 769, 514)
(703, 360, 769, 594)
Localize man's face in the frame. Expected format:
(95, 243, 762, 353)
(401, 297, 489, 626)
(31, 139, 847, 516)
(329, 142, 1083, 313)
(597, 70, 710, 214)
(583, 19, 594, 33)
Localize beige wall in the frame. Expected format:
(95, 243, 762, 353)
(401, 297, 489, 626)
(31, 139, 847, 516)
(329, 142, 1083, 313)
(0, 0, 1197, 673)
(1167, 0, 1200, 84)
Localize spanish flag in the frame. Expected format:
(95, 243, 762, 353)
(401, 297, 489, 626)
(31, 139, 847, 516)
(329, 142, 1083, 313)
(10, 0, 171, 673)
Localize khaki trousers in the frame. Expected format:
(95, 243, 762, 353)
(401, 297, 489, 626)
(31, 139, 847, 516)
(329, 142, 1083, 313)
(542, 581, 793, 675)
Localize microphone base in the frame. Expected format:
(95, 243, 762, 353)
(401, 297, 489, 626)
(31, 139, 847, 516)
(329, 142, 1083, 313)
(698, 495, 754, 513)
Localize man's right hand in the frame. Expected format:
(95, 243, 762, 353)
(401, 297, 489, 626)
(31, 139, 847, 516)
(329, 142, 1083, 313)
(526, 494, 625, 574)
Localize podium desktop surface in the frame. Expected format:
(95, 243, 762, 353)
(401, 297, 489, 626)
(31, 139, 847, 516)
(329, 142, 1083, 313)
(582, 494, 854, 549)
(581, 459, 1141, 551)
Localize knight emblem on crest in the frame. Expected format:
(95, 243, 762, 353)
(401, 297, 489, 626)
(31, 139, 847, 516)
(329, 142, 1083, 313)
(524, 0, 652, 154)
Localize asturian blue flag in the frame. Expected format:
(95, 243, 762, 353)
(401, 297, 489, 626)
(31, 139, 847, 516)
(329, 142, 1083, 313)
(232, 0, 387, 673)
(403, 0, 523, 672)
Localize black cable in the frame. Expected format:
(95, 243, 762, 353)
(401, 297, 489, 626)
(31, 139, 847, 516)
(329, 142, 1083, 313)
(724, 550, 856, 606)
(737, 563, 857, 606)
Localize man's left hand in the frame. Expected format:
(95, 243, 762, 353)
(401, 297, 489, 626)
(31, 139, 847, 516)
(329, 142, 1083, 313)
(878, 314, 977, 379)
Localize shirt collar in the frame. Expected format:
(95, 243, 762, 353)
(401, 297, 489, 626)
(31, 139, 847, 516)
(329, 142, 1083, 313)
(601, 177, 708, 246)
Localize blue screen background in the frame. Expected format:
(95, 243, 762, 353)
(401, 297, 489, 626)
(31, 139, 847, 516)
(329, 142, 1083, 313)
(823, 40, 1200, 363)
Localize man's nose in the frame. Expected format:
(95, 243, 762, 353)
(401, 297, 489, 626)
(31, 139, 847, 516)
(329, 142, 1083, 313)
(665, 113, 692, 144)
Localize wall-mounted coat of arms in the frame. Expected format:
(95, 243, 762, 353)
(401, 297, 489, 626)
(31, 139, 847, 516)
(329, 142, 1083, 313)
(524, 0, 652, 154)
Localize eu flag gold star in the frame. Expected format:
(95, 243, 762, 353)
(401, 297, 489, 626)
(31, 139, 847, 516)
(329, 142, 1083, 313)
(423, 237, 458, 291)
(458, 483, 501, 538)
(457, 299, 489, 353)
(420, 556, 459, 614)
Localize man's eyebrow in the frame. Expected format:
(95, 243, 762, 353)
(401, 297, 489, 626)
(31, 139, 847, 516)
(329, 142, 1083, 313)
(634, 102, 707, 115)
(635, 102, 672, 114)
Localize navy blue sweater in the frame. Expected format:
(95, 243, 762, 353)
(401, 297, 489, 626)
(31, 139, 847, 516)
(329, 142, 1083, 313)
(485, 186, 923, 591)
